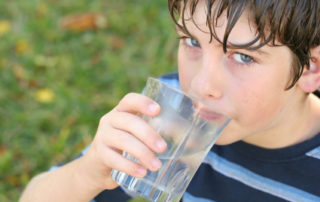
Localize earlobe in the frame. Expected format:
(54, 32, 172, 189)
(298, 46, 320, 93)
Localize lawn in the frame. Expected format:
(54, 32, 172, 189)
(0, 0, 177, 201)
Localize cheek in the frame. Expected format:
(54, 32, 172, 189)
(216, 87, 286, 145)
(232, 81, 286, 129)
(178, 47, 198, 92)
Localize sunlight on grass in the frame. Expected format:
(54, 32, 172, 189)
(0, 0, 177, 201)
(129, 197, 150, 202)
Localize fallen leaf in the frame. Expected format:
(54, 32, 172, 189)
(108, 35, 125, 50)
(12, 64, 39, 88)
(0, 146, 6, 155)
(59, 12, 107, 32)
(28, 79, 39, 88)
(5, 175, 20, 186)
(36, 3, 48, 16)
(0, 20, 10, 36)
(15, 40, 29, 54)
(13, 64, 27, 83)
(0, 58, 7, 68)
(36, 88, 55, 103)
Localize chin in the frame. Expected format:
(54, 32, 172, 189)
(214, 130, 242, 145)
(215, 138, 236, 146)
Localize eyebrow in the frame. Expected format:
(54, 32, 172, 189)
(236, 47, 270, 56)
(174, 24, 271, 56)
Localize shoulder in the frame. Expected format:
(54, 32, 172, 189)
(157, 73, 180, 89)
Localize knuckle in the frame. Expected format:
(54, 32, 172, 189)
(102, 131, 122, 149)
(138, 124, 155, 141)
(117, 93, 138, 110)
(136, 148, 155, 164)
(114, 131, 128, 144)
(122, 93, 136, 102)
(103, 148, 120, 167)
(127, 163, 139, 174)
(136, 122, 158, 141)
(99, 114, 109, 125)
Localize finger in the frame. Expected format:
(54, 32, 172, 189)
(116, 93, 160, 116)
(105, 129, 162, 172)
(111, 111, 167, 153)
(103, 146, 148, 178)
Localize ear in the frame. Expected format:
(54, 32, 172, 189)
(298, 45, 320, 93)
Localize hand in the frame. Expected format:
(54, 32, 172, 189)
(77, 93, 167, 191)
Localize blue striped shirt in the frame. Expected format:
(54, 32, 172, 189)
(52, 73, 320, 202)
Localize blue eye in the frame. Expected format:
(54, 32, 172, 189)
(185, 38, 200, 47)
(233, 53, 253, 64)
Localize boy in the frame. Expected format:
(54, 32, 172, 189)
(20, 0, 320, 201)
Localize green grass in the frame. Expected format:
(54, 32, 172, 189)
(0, 0, 177, 201)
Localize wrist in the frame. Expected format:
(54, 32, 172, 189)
(72, 156, 105, 199)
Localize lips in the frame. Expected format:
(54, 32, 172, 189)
(193, 103, 224, 120)
(197, 109, 224, 120)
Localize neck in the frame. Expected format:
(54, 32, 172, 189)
(243, 93, 320, 149)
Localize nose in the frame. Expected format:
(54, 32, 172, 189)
(190, 54, 224, 100)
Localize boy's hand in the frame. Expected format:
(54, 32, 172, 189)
(77, 93, 167, 191)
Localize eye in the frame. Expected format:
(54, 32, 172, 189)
(233, 53, 253, 64)
(185, 37, 200, 48)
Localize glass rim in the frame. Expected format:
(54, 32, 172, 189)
(147, 77, 231, 121)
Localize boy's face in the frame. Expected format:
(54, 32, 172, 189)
(177, 2, 304, 145)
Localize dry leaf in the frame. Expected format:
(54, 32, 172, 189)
(28, 79, 39, 88)
(13, 64, 27, 83)
(6, 175, 20, 186)
(15, 40, 29, 54)
(59, 12, 107, 32)
(36, 88, 55, 103)
(0, 20, 10, 36)
(36, 3, 48, 16)
(0, 146, 6, 155)
(109, 35, 125, 50)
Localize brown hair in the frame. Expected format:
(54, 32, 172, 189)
(168, 0, 320, 89)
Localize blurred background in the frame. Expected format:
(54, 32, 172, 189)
(0, 0, 177, 201)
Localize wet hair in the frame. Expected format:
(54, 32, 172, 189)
(168, 0, 320, 89)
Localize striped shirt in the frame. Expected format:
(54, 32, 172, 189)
(52, 73, 320, 202)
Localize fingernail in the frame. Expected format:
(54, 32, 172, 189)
(156, 139, 167, 151)
(151, 158, 162, 170)
(149, 103, 159, 113)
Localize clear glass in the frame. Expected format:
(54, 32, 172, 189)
(111, 77, 230, 202)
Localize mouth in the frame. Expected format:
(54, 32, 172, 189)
(197, 109, 224, 120)
(193, 103, 224, 121)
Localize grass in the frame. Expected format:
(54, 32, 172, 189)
(0, 0, 177, 201)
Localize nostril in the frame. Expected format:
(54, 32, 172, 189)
(209, 90, 222, 99)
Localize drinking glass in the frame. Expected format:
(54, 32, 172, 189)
(111, 77, 230, 202)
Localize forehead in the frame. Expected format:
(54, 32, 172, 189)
(178, 0, 263, 47)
